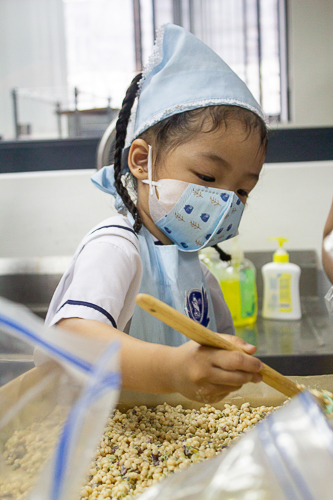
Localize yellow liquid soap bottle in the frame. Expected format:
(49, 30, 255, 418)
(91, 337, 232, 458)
(261, 237, 301, 320)
(219, 237, 258, 327)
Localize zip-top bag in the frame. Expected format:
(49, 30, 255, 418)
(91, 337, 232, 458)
(0, 297, 120, 500)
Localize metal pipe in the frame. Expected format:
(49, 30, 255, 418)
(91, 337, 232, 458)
(11, 88, 20, 139)
(242, 0, 249, 86)
(278, 0, 291, 122)
(133, 0, 143, 71)
(74, 87, 80, 137)
(256, 0, 263, 107)
(189, 0, 195, 33)
(173, 0, 182, 26)
(55, 102, 62, 138)
(74, 86, 79, 111)
(151, 0, 156, 38)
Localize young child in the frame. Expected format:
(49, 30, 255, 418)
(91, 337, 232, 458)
(46, 24, 267, 403)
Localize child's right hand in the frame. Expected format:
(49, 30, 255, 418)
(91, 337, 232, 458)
(169, 334, 263, 403)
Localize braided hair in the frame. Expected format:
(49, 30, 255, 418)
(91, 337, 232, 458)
(114, 72, 143, 233)
(213, 244, 231, 262)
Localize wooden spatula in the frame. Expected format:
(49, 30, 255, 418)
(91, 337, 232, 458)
(136, 293, 301, 399)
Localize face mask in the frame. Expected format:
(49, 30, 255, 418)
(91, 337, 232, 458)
(142, 146, 245, 252)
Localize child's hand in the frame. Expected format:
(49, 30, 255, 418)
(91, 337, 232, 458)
(169, 335, 262, 403)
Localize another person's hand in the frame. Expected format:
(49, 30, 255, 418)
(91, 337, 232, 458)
(169, 335, 262, 404)
(323, 198, 333, 284)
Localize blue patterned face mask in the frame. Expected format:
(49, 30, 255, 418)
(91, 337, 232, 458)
(143, 146, 244, 252)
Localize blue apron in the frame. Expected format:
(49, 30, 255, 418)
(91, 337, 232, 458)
(129, 225, 217, 346)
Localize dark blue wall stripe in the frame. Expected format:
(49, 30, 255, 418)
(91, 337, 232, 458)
(266, 127, 333, 163)
(0, 137, 99, 173)
(1, 127, 333, 174)
(90, 224, 137, 238)
(57, 300, 117, 328)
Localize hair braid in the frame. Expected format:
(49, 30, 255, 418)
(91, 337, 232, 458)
(114, 73, 143, 233)
(213, 244, 231, 262)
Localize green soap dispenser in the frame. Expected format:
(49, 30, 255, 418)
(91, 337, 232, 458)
(219, 238, 258, 327)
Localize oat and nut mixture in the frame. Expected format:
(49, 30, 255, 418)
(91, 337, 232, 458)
(0, 405, 69, 500)
(80, 402, 278, 500)
(0, 401, 277, 500)
(3, 385, 333, 500)
(5, 389, 333, 500)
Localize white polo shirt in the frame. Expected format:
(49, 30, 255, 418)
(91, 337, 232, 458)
(45, 215, 234, 336)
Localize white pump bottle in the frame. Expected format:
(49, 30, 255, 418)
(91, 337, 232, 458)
(262, 237, 301, 320)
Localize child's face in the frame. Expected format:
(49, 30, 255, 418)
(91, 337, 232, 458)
(154, 119, 265, 204)
(130, 118, 266, 243)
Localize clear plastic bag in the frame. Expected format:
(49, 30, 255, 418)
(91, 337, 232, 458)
(0, 297, 120, 500)
(136, 391, 333, 500)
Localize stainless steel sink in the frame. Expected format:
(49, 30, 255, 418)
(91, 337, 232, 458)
(0, 256, 71, 319)
(0, 257, 70, 385)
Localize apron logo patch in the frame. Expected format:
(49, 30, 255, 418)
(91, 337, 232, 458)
(185, 286, 210, 327)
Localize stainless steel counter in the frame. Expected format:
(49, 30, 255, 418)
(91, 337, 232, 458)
(0, 253, 332, 382)
(236, 297, 333, 375)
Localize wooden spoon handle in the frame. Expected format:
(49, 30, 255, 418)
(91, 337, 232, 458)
(136, 293, 301, 399)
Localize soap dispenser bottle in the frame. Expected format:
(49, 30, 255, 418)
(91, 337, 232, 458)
(262, 237, 301, 320)
(219, 237, 258, 327)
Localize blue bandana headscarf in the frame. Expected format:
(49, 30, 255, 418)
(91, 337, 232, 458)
(92, 23, 264, 211)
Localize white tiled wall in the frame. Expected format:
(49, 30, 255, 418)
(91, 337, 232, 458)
(0, 170, 114, 258)
(234, 161, 333, 261)
(1, 161, 333, 264)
